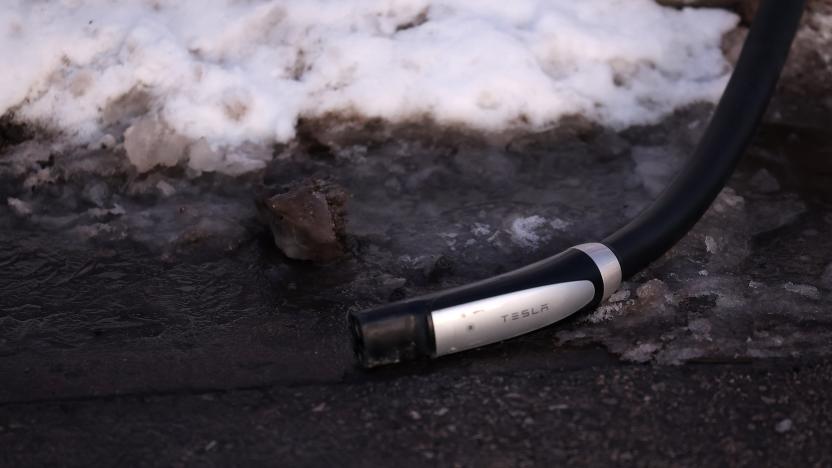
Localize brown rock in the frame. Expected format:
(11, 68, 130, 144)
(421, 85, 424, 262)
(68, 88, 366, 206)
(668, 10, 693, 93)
(256, 178, 347, 262)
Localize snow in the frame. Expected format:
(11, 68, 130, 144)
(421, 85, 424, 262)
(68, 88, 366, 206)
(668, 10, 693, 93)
(1, 0, 737, 174)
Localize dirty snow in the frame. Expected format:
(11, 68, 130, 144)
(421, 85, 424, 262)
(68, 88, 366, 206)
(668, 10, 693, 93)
(0, 0, 737, 174)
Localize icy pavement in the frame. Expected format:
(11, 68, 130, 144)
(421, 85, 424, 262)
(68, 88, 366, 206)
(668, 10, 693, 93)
(1, 0, 831, 399)
(2, 97, 832, 401)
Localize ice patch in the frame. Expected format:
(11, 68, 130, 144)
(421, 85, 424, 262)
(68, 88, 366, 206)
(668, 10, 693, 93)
(621, 342, 660, 363)
(0, 0, 737, 174)
(509, 215, 549, 248)
(6, 197, 32, 217)
(608, 289, 631, 303)
(783, 282, 821, 300)
(583, 303, 620, 323)
(549, 218, 570, 231)
(704, 235, 718, 254)
(471, 223, 491, 237)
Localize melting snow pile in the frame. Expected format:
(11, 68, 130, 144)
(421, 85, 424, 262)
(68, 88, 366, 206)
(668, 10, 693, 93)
(1, 0, 737, 174)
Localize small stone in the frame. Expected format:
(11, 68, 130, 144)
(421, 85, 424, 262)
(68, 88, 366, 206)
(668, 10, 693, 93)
(408, 410, 421, 420)
(256, 178, 348, 262)
(775, 418, 793, 433)
(434, 407, 449, 416)
(205, 440, 217, 451)
(312, 402, 327, 412)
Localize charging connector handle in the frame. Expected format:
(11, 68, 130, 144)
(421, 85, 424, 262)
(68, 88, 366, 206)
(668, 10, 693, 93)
(350, 243, 620, 367)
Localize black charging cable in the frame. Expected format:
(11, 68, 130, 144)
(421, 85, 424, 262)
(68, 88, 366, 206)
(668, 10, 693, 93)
(349, 0, 806, 367)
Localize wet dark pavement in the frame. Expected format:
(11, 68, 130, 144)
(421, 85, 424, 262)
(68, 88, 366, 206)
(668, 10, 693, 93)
(4, 359, 832, 467)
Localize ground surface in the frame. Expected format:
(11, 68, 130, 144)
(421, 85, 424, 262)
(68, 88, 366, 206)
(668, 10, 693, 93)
(2, 101, 831, 466)
(3, 13, 832, 465)
(3, 358, 832, 467)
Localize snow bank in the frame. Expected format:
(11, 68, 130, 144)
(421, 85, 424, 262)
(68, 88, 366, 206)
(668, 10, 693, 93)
(1, 0, 737, 174)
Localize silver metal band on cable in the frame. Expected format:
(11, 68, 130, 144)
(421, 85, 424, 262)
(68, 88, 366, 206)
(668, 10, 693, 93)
(572, 243, 622, 302)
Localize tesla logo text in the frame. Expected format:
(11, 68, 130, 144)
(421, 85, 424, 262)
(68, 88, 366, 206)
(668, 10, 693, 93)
(501, 303, 549, 322)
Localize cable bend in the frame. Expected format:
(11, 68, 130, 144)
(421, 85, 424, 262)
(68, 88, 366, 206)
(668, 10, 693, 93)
(349, 0, 806, 367)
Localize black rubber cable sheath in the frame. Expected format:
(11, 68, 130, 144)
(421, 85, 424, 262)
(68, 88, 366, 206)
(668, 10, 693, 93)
(348, 0, 805, 366)
(604, 0, 806, 278)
